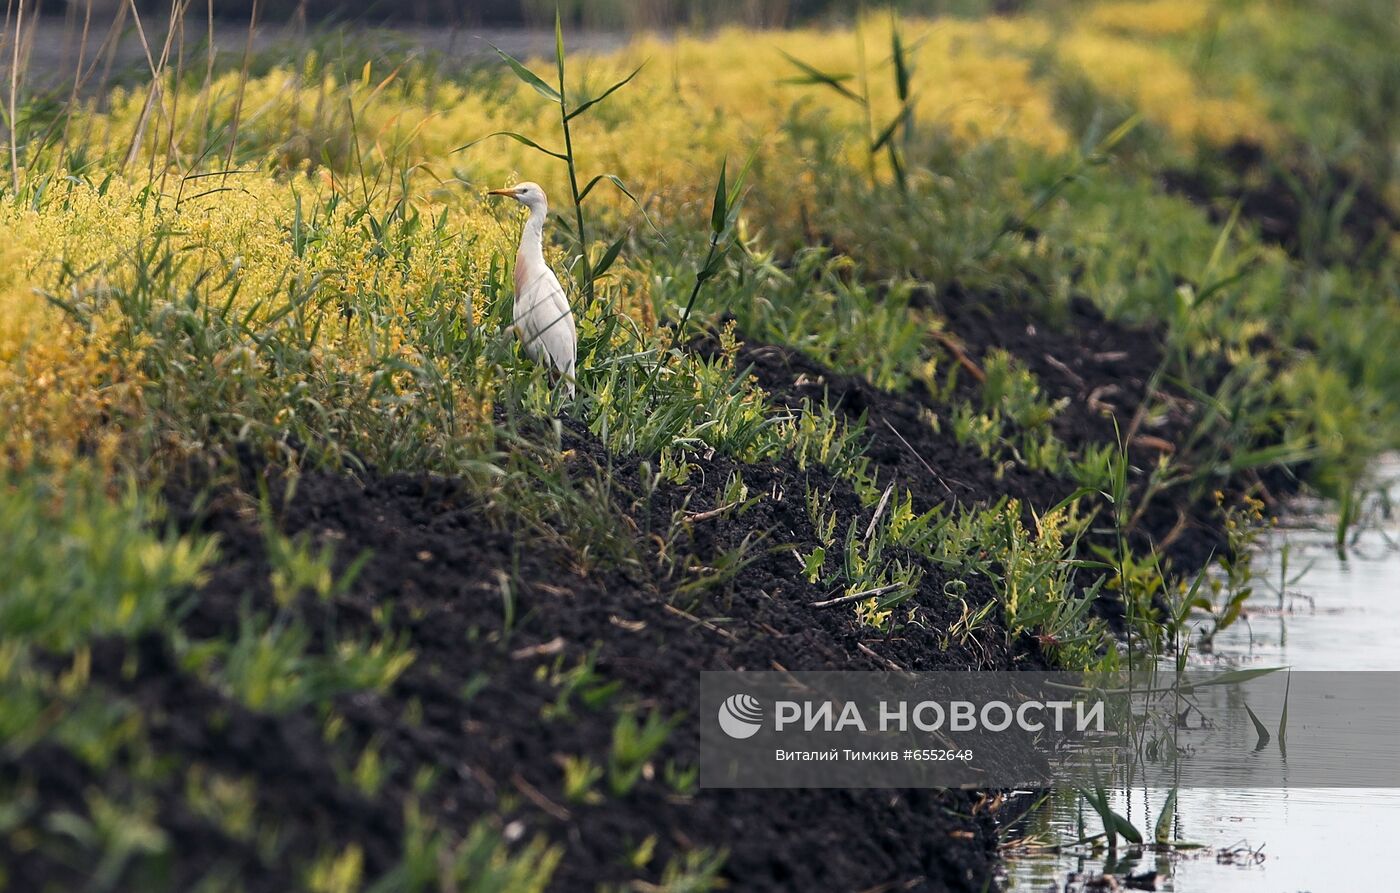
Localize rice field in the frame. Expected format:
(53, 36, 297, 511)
(2, 1, 1398, 890)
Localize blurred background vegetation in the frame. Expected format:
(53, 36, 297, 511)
(42, 0, 1028, 28)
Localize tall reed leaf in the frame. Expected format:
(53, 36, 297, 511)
(490, 45, 561, 102)
(568, 64, 647, 120)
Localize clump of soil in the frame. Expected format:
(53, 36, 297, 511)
(1160, 139, 1398, 264)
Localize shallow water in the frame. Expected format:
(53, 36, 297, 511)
(1001, 457, 1400, 892)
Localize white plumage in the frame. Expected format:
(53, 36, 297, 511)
(487, 181, 577, 396)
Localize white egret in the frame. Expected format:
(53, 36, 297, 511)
(487, 181, 577, 396)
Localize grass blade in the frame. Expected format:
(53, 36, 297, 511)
(1113, 812, 1143, 845)
(1154, 789, 1177, 843)
(872, 98, 916, 151)
(891, 23, 912, 102)
(1094, 112, 1142, 158)
(710, 158, 728, 235)
(1190, 667, 1286, 687)
(777, 50, 863, 104)
(578, 173, 638, 205)
(1202, 198, 1244, 286)
(577, 173, 665, 240)
(489, 43, 561, 103)
(555, 9, 566, 92)
(453, 131, 568, 161)
(591, 233, 627, 280)
(727, 150, 757, 210)
(1078, 787, 1142, 847)
(1243, 701, 1271, 750)
(568, 63, 647, 120)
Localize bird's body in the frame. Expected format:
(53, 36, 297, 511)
(488, 182, 576, 395)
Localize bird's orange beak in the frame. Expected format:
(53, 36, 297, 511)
(486, 187, 518, 197)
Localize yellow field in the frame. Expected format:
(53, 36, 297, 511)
(1, 1, 1302, 478)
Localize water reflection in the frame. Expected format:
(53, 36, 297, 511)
(1001, 457, 1400, 891)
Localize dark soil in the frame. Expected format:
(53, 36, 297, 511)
(1160, 139, 1399, 265)
(920, 286, 1237, 573)
(923, 289, 1174, 453)
(4, 432, 1019, 892)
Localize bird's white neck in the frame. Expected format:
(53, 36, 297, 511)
(518, 203, 548, 266)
